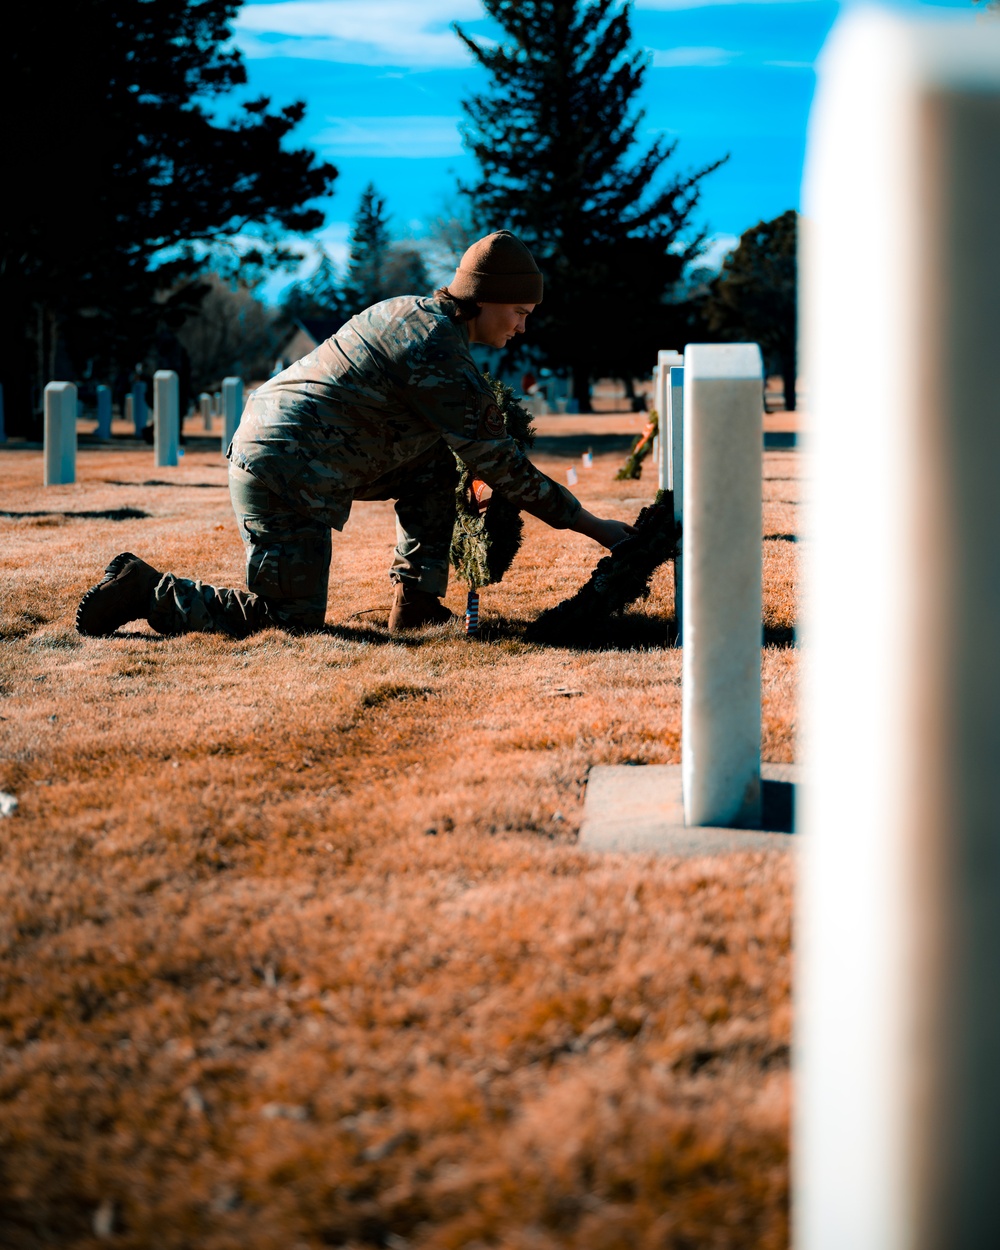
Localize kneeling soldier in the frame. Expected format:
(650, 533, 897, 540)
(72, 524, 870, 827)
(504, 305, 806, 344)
(77, 231, 632, 638)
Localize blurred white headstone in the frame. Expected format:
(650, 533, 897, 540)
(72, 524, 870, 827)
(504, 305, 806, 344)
(153, 370, 179, 467)
(798, 10, 1000, 1250)
(131, 379, 147, 435)
(199, 392, 212, 430)
(221, 376, 243, 456)
(44, 382, 77, 486)
(95, 384, 112, 440)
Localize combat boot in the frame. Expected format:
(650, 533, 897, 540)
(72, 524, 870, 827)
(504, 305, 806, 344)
(387, 583, 452, 633)
(76, 552, 162, 637)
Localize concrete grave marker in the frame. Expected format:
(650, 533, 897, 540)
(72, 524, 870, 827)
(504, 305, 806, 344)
(579, 344, 773, 853)
(221, 376, 243, 455)
(131, 379, 147, 435)
(95, 384, 112, 440)
(153, 370, 179, 467)
(797, 9, 1000, 1249)
(656, 349, 683, 491)
(44, 382, 77, 486)
(199, 392, 212, 430)
(682, 343, 763, 829)
(668, 365, 685, 639)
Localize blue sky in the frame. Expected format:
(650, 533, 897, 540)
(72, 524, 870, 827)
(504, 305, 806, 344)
(227, 0, 980, 293)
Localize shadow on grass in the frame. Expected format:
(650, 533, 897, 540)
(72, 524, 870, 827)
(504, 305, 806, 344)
(1, 507, 151, 520)
(102, 479, 225, 489)
(108, 617, 796, 650)
(486, 615, 797, 652)
(483, 613, 679, 652)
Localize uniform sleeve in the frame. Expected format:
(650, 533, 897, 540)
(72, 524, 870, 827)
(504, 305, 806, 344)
(402, 325, 582, 529)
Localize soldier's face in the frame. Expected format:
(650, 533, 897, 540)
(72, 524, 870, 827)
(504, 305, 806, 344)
(469, 302, 535, 349)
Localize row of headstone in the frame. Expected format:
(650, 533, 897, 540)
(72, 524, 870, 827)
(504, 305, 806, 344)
(41, 375, 245, 482)
(651, 342, 765, 830)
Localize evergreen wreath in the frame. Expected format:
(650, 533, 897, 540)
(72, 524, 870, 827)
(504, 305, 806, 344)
(525, 490, 680, 642)
(615, 410, 658, 480)
(450, 373, 536, 590)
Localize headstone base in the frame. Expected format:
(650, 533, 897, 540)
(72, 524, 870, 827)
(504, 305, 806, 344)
(579, 763, 797, 855)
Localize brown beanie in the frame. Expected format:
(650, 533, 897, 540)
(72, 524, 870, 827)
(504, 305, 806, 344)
(450, 230, 543, 304)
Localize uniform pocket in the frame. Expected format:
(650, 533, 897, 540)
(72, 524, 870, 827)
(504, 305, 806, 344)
(246, 545, 288, 598)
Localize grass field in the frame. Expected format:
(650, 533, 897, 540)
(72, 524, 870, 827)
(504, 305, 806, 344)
(0, 415, 799, 1249)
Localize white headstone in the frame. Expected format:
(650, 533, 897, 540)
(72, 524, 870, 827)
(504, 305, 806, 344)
(153, 370, 179, 467)
(199, 392, 212, 431)
(44, 382, 77, 486)
(797, 10, 1000, 1250)
(131, 380, 147, 435)
(95, 384, 112, 440)
(681, 343, 762, 829)
(221, 376, 243, 456)
(656, 350, 683, 491)
(669, 365, 685, 638)
(124, 394, 133, 429)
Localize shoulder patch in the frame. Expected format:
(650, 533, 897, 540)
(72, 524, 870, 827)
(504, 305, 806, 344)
(481, 399, 505, 439)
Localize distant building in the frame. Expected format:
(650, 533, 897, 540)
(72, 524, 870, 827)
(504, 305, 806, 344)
(273, 317, 342, 374)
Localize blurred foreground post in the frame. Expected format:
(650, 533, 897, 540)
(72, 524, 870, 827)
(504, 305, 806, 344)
(668, 365, 685, 640)
(681, 343, 762, 828)
(798, 10, 1000, 1250)
(153, 370, 179, 467)
(95, 384, 112, 440)
(221, 376, 243, 455)
(44, 382, 77, 486)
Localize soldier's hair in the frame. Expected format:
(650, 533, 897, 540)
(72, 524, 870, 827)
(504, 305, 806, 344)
(434, 287, 481, 323)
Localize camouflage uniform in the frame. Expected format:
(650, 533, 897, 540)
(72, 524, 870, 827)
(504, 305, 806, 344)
(147, 295, 580, 637)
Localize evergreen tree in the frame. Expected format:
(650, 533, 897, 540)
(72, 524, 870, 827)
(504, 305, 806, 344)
(281, 252, 345, 323)
(453, 0, 724, 411)
(382, 247, 432, 300)
(701, 210, 798, 411)
(341, 184, 392, 317)
(0, 0, 336, 436)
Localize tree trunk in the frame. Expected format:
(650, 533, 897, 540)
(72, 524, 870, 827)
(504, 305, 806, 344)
(571, 360, 592, 413)
(0, 284, 41, 439)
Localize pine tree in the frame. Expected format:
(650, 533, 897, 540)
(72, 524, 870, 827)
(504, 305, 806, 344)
(453, 0, 724, 411)
(0, 0, 336, 436)
(701, 210, 797, 410)
(381, 247, 432, 300)
(341, 184, 392, 317)
(282, 251, 344, 323)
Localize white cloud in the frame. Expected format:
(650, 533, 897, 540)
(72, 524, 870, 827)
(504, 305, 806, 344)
(314, 115, 465, 158)
(233, 1, 485, 68)
(650, 45, 741, 66)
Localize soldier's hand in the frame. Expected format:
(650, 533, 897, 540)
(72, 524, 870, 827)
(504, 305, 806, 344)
(570, 509, 636, 549)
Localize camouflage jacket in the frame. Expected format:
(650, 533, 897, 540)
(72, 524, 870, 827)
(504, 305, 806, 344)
(229, 295, 581, 532)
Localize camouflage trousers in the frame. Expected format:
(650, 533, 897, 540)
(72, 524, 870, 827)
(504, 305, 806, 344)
(147, 443, 458, 638)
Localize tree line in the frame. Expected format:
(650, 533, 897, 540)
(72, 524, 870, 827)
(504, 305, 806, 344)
(1, 0, 797, 438)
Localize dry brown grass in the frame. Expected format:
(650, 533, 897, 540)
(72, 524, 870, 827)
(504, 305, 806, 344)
(0, 419, 799, 1249)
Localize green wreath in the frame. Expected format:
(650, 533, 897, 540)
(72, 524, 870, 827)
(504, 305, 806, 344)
(450, 373, 536, 590)
(525, 490, 680, 642)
